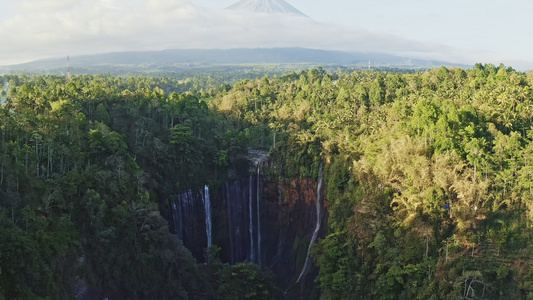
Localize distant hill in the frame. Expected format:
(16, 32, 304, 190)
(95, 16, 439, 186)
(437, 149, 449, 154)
(226, 0, 308, 17)
(0, 48, 468, 76)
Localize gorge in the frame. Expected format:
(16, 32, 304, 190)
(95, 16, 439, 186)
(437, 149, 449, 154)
(5, 66, 533, 299)
(167, 151, 326, 294)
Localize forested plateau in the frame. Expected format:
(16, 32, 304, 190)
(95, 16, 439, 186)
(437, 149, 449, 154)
(2, 64, 533, 299)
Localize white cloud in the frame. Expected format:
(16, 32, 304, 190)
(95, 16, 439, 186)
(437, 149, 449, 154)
(19, 0, 78, 12)
(145, 0, 193, 11)
(0, 0, 465, 65)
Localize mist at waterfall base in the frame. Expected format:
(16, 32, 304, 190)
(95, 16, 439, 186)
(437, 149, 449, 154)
(168, 163, 326, 292)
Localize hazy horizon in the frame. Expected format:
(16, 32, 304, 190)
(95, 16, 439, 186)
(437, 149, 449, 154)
(1, 0, 532, 69)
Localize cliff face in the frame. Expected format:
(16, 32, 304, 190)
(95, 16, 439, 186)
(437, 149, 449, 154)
(167, 167, 326, 297)
(261, 176, 326, 294)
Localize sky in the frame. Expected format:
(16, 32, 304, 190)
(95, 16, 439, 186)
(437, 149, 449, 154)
(1, 0, 533, 69)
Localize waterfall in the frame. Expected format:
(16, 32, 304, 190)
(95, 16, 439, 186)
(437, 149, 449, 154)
(204, 185, 212, 248)
(226, 183, 235, 263)
(225, 173, 261, 264)
(168, 149, 268, 265)
(183, 190, 195, 249)
(249, 176, 255, 262)
(256, 166, 262, 267)
(169, 189, 203, 260)
(249, 149, 267, 267)
(177, 198, 183, 241)
(296, 163, 324, 283)
(171, 201, 183, 240)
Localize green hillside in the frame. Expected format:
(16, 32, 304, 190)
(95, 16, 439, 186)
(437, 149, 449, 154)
(2, 64, 533, 299)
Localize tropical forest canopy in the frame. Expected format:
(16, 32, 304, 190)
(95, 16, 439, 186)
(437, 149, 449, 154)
(2, 64, 533, 299)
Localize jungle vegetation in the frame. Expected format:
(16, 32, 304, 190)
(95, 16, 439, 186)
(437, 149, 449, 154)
(2, 64, 533, 299)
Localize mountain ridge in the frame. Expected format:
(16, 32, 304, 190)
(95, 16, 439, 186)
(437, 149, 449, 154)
(0, 48, 468, 75)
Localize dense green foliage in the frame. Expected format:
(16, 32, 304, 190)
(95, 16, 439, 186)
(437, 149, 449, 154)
(0, 74, 264, 299)
(209, 65, 533, 299)
(4, 63, 533, 299)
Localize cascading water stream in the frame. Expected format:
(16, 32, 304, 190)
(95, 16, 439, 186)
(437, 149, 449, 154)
(296, 163, 324, 283)
(170, 188, 207, 261)
(169, 150, 267, 265)
(256, 166, 262, 267)
(249, 176, 255, 262)
(171, 201, 182, 240)
(204, 185, 212, 248)
(226, 183, 235, 263)
(184, 191, 194, 249)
